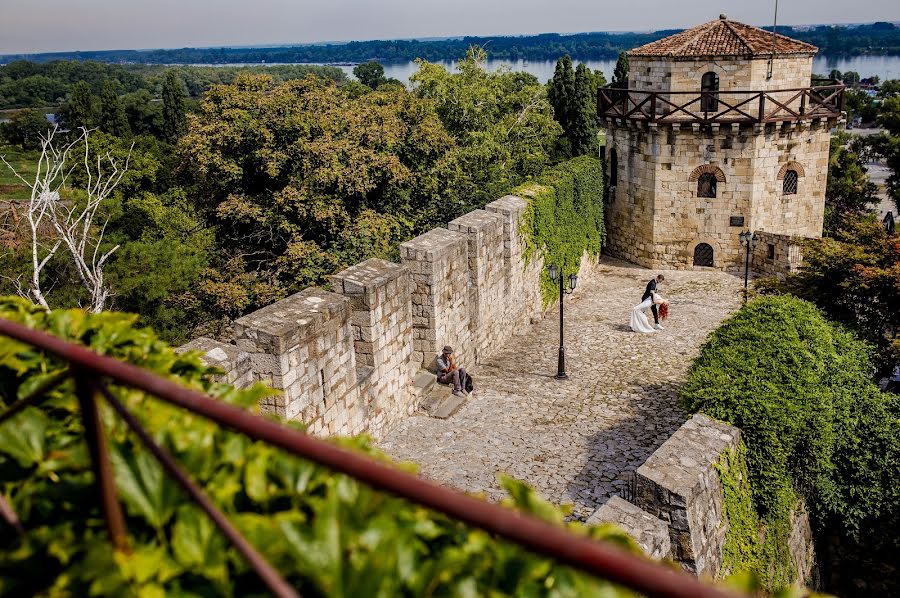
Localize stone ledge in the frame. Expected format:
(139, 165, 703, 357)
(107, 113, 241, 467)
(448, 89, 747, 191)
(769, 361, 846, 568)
(234, 288, 350, 354)
(400, 227, 467, 262)
(176, 337, 248, 371)
(636, 413, 740, 500)
(587, 496, 672, 561)
(331, 258, 408, 295)
(448, 209, 502, 234)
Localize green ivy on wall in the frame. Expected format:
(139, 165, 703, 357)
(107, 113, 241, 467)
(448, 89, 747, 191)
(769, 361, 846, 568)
(516, 155, 605, 305)
(716, 442, 795, 591)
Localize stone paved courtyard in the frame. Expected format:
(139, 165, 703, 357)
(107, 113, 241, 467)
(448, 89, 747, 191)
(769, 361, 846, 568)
(378, 257, 744, 521)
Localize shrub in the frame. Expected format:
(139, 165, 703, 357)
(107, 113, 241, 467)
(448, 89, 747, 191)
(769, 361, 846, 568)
(517, 155, 605, 305)
(680, 296, 900, 550)
(0, 297, 640, 596)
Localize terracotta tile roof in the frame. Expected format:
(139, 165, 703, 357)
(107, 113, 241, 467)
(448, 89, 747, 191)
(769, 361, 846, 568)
(629, 15, 818, 58)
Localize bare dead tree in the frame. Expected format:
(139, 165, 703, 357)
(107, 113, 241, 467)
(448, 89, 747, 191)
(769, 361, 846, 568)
(0, 126, 132, 312)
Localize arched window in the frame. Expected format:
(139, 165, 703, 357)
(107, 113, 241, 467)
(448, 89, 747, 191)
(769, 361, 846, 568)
(701, 72, 719, 113)
(783, 169, 798, 195)
(697, 172, 717, 198)
(693, 243, 714, 267)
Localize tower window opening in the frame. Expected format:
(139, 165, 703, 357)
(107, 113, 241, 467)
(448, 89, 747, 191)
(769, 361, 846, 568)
(783, 169, 798, 195)
(697, 172, 717, 198)
(701, 72, 719, 113)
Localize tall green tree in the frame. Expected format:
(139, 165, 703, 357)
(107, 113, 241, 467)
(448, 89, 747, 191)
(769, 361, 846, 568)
(1, 108, 49, 149)
(612, 51, 629, 88)
(162, 70, 187, 142)
(59, 81, 98, 130)
(98, 79, 130, 137)
(353, 61, 387, 89)
(569, 63, 598, 156)
(824, 134, 879, 235)
(547, 55, 575, 144)
(877, 96, 900, 213)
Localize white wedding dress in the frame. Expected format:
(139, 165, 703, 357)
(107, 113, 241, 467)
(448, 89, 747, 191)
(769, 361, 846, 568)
(630, 294, 659, 333)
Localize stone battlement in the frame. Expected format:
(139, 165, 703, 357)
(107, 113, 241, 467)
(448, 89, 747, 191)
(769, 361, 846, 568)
(180, 195, 584, 439)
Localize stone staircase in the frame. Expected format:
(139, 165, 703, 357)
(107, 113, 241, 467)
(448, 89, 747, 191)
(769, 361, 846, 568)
(411, 370, 467, 419)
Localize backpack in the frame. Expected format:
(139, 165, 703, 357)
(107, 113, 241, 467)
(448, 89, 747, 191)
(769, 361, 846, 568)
(464, 373, 474, 393)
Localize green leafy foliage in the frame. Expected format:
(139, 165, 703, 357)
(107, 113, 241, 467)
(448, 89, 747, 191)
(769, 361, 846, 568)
(0, 297, 643, 596)
(680, 296, 900, 551)
(716, 442, 795, 590)
(517, 155, 605, 305)
(0, 108, 51, 150)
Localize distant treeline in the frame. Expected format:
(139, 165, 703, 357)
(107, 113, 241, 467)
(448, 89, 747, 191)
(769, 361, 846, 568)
(2, 22, 899, 67)
(0, 61, 346, 109)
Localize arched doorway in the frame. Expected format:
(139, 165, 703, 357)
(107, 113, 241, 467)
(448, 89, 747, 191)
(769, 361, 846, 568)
(693, 243, 714, 267)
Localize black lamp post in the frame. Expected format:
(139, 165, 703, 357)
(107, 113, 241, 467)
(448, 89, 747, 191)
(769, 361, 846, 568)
(548, 264, 578, 379)
(738, 231, 759, 304)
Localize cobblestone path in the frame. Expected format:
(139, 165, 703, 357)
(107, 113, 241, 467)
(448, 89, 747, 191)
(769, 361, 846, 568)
(378, 258, 744, 521)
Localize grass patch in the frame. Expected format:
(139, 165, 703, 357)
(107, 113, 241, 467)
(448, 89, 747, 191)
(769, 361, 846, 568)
(0, 145, 43, 201)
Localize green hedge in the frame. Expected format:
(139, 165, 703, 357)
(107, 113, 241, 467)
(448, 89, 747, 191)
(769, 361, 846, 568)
(0, 297, 644, 597)
(516, 155, 605, 305)
(680, 296, 900, 565)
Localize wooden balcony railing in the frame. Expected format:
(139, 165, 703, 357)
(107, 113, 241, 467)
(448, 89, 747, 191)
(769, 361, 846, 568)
(598, 80, 845, 125)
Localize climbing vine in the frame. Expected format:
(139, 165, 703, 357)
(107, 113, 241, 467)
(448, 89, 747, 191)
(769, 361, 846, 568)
(716, 442, 795, 591)
(516, 155, 605, 305)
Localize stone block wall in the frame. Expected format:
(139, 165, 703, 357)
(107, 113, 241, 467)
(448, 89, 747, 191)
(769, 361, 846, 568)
(587, 496, 672, 560)
(605, 117, 834, 271)
(331, 258, 414, 433)
(633, 414, 740, 576)
(751, 230, 804, 280)
(448, 209, 506, 364)
(178, 191, 600, 438)
(233, 289, 360, 435)
(400, 228, 471, 372)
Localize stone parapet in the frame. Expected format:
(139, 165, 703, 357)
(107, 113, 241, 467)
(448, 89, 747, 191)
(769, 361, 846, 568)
(400, 227, 471, 371)
(633, 414, 741, 576)
(751, 230, 804, 280)
(587, 496, 672, 561)
(176, 337, 253, 387)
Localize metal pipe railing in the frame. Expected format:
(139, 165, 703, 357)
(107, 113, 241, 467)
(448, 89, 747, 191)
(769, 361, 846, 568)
(0, 317, 742, 598)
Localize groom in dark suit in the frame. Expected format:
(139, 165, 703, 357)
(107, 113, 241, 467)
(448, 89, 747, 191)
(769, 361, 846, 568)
(642, 274, 665, 329)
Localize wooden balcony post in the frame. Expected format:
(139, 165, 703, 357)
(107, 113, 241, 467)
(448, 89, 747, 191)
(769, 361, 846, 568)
(757, 93, 766, 123)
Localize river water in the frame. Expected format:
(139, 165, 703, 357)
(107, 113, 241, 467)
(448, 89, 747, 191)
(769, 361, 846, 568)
(329, 56, 900, 85)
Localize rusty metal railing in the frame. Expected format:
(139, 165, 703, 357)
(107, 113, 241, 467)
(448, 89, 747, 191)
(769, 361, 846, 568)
(0, 317, 741, 598)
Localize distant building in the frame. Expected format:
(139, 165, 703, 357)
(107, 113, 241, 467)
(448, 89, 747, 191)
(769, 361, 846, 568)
(598, 15, 845, 274)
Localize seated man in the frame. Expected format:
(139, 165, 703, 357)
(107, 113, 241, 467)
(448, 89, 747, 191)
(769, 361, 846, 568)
(436, 345, 469, 397)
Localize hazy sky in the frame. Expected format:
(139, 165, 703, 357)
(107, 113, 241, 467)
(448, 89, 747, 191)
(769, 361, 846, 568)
(2, 0, 900, 55)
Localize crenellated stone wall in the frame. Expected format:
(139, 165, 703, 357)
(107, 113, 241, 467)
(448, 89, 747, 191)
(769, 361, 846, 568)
(178, 194, 598, 439)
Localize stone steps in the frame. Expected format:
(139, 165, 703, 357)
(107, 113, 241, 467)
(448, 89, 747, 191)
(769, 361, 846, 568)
(412, 369, 468, 419)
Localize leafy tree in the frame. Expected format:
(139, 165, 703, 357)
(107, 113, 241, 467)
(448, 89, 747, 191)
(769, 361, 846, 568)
(98, 79, 130, 137)
(121, 89, 163, 136)
(842, 70, 861, 86)
(570, 63, 598, 156)
(880, 79, 900, 97)
(353, 61, 388, 89)
(162, 70, 187, 142)
(181, 73, 459, 304)
(548, 54, 575, 149)
(681, 294, 900, 560)
(412, 47, 561, 213)
(612, 51, 629, 88)
(877, 96, 900, 212)
(824, 134, 879, 235)
(829, 68, 842, 81)
(1, 108, 49, 149)
(58, 81, 98, 130)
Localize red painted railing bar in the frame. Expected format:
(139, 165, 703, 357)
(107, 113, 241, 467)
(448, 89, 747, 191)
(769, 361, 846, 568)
(96, 383, 301, 598)
(74, 371, 131, 553)
(0, 318, 742, 598)
(0, 368, 70, 427)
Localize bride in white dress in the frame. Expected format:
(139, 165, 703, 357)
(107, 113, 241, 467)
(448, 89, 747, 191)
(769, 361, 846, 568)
(631, 292, 665, 333)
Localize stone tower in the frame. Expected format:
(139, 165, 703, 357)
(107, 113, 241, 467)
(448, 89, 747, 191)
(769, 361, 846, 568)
(599, 15, 844, 271)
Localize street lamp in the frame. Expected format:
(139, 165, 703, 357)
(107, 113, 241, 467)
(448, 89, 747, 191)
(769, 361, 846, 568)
(738, 231, 759, 304)
(548, 264, 578, 379)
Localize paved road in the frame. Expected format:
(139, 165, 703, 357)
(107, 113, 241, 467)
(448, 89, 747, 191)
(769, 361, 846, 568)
(378, 258, 743, 521)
